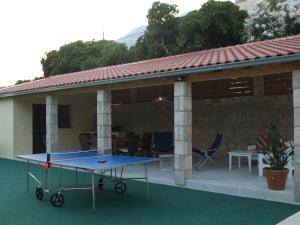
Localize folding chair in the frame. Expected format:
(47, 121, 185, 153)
(79, 133, 91, 150)
(118, 134, 140, 156)
(139, 132, 152, 156)
(152, 132, 173, 169)
(152, 132, 173, 155)
(192, 133, 223, 170)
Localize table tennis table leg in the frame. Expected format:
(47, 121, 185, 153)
(144, 163, 149, 200)
(45, 168, 50, 189)
(91, 172, 96, 213)
(75, 168, 78, 185)
(59, 166, 63, 189)
(120, 167, 123, 178)
(26, 160, 29, 192)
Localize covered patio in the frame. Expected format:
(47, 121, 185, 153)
(1, 35, 300, 204)
(8, 71, 296, 203)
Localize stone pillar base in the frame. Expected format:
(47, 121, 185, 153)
(294, 163, 300, 201)
(175, 169, 192, 185)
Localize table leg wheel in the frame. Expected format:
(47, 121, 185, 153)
(35, 186, 43, 201)
(50, 192, 64, 207)
(98, 177, 104, 191)
(114, 182, 126, 194)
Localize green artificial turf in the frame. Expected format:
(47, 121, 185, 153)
(0, 158, 299, 225)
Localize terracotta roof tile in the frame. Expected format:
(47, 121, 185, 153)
(1, 35, 300, 96)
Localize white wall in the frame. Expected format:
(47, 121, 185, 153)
(0, 98, 14, 159)
(56, 93, 95, 150)
(13, 97, 43, 157)
(0, 92, 96, 159)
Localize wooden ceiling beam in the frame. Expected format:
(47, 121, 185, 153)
(186, 62, 299, 82)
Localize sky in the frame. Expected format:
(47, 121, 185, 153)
(0, 0, 230, 86)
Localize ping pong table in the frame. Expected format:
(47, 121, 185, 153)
(17, 150, 158, 212)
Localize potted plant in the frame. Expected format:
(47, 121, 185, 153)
(262, 123, 292, 190)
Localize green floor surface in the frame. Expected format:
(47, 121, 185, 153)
(0, 158, 299, 225)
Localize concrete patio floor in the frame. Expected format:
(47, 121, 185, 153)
(122, 161, 296, 204)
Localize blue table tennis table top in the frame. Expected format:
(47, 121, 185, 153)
(17, 150, 158, 170)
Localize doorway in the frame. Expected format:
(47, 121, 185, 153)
(32, 104, 46, 154)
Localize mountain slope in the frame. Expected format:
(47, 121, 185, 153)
(117, 25, 146, 47)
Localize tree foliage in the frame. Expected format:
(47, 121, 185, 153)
(15, 77, 42, 85)
(132, 2, 179, 59)
(41, 40, 132, 77)
(133, 1, 247, 59)
(147, 1, 179, 56)
(15, 80, 31, 85)
(244, 0, 300, 42)
(177, 0, 247, 52)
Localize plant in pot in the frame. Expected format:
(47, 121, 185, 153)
(262, 123, 292, 190)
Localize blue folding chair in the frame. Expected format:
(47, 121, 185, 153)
(192, 133, 223, 170)
(152, 132, 173, 155)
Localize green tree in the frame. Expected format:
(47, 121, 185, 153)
(41, 40, 131, 77)
(147, 1, 179, 56)
(177, 0, 247, 51)
(134, 1, 179, 59)
(15, 77, 43, 85)
(41, 50, 60, 77)
(15, 79, 31, 85)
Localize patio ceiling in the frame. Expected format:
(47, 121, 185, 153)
(111, 73, 292, 104)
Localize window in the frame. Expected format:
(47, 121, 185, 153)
(58, 105, 71, 128)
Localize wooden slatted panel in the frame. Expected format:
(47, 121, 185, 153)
(264, 73, 292, 96)
(113, 74, 293, 103)
(192, 77, 254, 99)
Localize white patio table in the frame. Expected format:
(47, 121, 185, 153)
(228, 150, 257, 173)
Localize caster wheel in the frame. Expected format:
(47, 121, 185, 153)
(50, 192, 64, 207)
(35, 186, 43, 200)
(114, 182, 126, 194)
(98, 177, 104, 191)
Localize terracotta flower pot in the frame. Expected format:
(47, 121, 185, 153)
(264, 168, 289, 190)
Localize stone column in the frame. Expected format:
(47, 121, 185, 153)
(97, 90, 112, 154)
(46, 95, 58, 153)
(293, 70, 300, 201)
(174, 81, 192, 185)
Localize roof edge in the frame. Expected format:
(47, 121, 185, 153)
(1, 53, 300, 98)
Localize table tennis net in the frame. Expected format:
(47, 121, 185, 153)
(45, 150, 99, 162)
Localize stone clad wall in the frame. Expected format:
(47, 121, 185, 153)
(112, 102, 174, 133)
(192, 95, 293, 160)
(112, 94, 293, 160)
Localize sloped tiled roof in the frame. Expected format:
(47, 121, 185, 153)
(1, 35, 300, 96)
